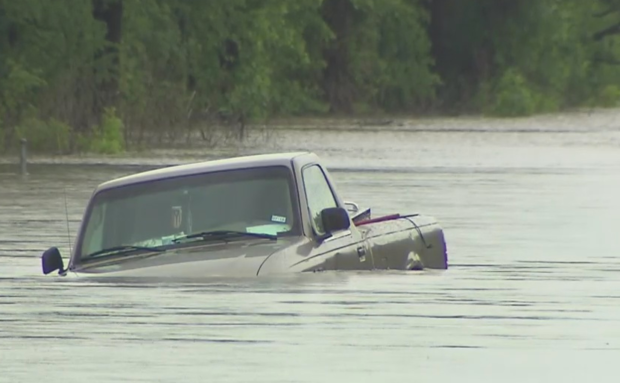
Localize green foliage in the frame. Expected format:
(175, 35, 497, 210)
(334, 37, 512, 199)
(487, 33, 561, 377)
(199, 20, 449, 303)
(347, 0, 440, 112)
(14, 117, 70, 153)
(87, 107, 125, 154)
(1, 0, 619, 155)
(0, 59, 47, 124)
(0, 119, 4, 151)
(430, 0, 620, 114)
(488, 0, 588, 111)
(487, 68, 537, 117)
(594, 85, 620, 107)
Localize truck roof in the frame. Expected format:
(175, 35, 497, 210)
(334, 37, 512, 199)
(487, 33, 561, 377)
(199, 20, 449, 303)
(94, 151, 315, 193)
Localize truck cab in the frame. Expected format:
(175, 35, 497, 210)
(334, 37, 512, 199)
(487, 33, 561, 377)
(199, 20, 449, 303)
(41, 152, 447, 278)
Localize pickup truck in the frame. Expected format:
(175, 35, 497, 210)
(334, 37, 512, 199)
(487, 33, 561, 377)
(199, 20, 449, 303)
(41, 152, 448, 278)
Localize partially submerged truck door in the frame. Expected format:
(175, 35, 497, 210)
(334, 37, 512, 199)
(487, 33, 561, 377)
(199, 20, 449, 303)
(299, 164, 371, 270)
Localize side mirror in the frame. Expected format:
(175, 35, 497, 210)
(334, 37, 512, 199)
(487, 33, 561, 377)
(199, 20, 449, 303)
(41, 247, 65, 275)
(321, 207, 351, 234)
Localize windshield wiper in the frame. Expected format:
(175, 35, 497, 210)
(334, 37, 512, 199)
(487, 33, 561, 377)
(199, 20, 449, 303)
(172, 230, 277, 243)
(85, 245, 167, 259)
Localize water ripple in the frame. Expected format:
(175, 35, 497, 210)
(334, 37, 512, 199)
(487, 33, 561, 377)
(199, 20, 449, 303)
(1, 120, 620, 382)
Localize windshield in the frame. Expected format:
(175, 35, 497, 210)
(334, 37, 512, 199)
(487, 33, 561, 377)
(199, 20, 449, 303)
(77, 165, 300, 261)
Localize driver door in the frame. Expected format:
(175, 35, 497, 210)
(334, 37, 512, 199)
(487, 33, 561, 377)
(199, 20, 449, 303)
(300, 164, 371, 270)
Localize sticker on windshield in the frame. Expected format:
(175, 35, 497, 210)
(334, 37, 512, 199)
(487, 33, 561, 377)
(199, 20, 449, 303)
(271, 215, 287, 223)
(172, 206, 183, 229)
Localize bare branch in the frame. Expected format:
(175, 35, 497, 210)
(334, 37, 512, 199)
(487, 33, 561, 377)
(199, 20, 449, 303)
(594, 8, 616, 18)
(593, 57, 620, 65)
(594, 22, 620, 41)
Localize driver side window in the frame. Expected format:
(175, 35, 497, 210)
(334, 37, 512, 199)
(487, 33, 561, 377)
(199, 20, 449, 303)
(302, 165, 337, 234)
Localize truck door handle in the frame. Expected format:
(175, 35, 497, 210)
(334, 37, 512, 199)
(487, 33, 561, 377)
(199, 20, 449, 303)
(357, 246, 366, 257)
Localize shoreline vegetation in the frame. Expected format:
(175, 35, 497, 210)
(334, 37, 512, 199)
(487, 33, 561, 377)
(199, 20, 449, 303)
(1, 1, 620, 156)
(1, 106, 617, 166)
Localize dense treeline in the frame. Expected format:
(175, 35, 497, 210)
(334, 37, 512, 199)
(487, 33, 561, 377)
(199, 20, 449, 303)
(1, 0, 619, 153)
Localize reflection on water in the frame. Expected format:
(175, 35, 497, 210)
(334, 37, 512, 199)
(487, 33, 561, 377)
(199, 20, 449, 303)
(1, 112, 620, 382)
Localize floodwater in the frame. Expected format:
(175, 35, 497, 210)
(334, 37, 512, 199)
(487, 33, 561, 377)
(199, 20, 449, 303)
(1, 110, 620, 382)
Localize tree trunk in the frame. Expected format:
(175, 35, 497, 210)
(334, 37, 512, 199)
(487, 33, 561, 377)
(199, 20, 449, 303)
(427, 0, 448, 78)
(320, 0, 356, 114)
(174, 7, 196, 92)
(92, 0, 123, 125)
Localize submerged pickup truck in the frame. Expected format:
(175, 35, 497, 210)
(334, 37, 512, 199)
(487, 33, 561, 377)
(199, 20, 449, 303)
(41, 151, 448, 278)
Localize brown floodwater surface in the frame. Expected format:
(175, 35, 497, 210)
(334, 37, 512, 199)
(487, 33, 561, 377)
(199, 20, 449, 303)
(1, 111, 620, 382)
